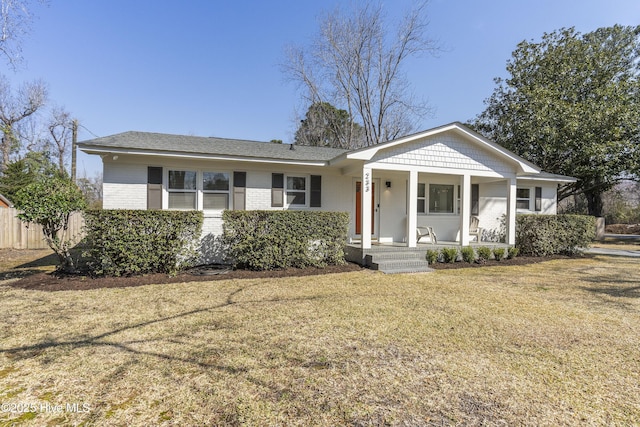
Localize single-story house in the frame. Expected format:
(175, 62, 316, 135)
(78, 122, 575, 262)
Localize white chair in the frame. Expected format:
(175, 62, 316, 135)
(469, 216, 483, 242)
(417, 226, 438, 244)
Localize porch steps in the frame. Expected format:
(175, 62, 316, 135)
(364, 250, 432, 274)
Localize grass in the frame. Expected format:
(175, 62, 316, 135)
(1, 254, 639, 425)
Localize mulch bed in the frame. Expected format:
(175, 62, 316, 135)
(2, 255, 582, 292)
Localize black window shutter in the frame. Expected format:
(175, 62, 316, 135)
(310, 175, 321, 207)
(535, 187, 542, 212)
(233, 171, 246, 210)
(271, 173, 284, 207)
(147, 167, 163, 210)
(471, 184, 479, 216)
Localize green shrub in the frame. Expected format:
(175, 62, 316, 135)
(461, 246, 475, 263)
(222, 210, 349, 270)
(516, 215, 596, 256)
(507, 247, 519, 259)
(426, 249, 439, 264)
(493, 247, 506, 261)
(84, 210, 203, 276)
(15, 176, 87, 273)
(476, 246, 493, 261)
(441, 247, 459, 263)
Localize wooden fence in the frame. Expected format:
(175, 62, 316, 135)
(0, 208, 85, 249)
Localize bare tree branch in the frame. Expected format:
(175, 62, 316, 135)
(283, 1, 438, 148)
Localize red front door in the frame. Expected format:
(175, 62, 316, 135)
(355, 181, 375, 235)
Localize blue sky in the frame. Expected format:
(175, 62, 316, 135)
(7, 0, 640, 176)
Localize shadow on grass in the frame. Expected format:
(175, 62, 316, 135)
(581, 285, 640, 299)
(14, 252, 58, 269)
(0, 282, 325, 397)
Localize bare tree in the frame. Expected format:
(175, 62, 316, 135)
(283, 1, 438, 148)
(0, 74, 47, 172)
(47, 106, 73, 174)
(0, 0, 41, 67)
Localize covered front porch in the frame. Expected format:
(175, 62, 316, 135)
(347, 166, 518, 250)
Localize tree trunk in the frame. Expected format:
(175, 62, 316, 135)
(585, 190, 604, 217)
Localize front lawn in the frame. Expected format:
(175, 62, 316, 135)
(0, 255, 638, 425)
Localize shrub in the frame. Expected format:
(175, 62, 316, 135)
(84, 210, 203, 276)
(507, 247, 519, 259)
(493, 247, 506, 261)
(516, 214, 596, 256)
(15, 177, 87, 273)
(441, 247, 459, 263)
(461, 246, 475, 263)
(476, 246, 493, 261)
(222, 211, 349, 270)
(426, 249, 439, 264)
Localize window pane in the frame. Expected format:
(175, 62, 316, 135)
(203, 172, 229, 191)
(287, 176, 306, 190)
(287, 192, 306, 205)
(169, 170, 196, 190)
(516, 188, 530, 199)
(418, 183, 425, 198)
(429, 184, 454, 213)
(516, 200, 530, 210)
(417, 199, 425, 214)
(203, 193, 228, 210)
(168, 192, 196, 209)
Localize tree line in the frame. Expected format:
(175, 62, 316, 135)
(284, 4, 639, 218)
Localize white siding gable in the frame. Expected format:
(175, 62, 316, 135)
(371, 132, 513, 175)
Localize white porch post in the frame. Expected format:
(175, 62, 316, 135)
(460, 174, 471, 246)
(506, 177, 517, 245)
(361, 167, 372, 249)
(407, 169, 418, 248)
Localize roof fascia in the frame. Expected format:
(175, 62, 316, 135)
(344, 123, 541, 174)
(79, 146, 330, 167)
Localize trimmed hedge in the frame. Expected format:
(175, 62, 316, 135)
(83, 210, 204, 276)
(222, 210, 349, 270)
(516, 214, 596, 256)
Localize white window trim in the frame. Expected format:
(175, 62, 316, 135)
(428, 183, 456, 215)
(202, 171, 231, 211)
(166, 169, 233, 211)
(285, 174, 309, 208)
(167, 169, 198, 210)
(516, 187, 532, 212)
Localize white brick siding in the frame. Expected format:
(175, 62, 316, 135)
(102, 161, 147, 209)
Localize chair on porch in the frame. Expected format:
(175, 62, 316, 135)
(416, 226, 438, 244)
(469, 216, 483, 242)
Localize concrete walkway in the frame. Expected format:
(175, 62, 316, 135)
(585, 247, 640, 258)
(585, 233, 640, 258)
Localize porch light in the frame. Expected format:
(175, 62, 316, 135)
(385, 181, 391, 188)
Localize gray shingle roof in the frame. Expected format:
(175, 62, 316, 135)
(78, 131, 349, 163)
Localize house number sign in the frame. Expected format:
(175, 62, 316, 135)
(364, 171, 370, 192)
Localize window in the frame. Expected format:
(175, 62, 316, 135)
(429, 184, 454, 213)
(203, 172, 229, 210)
(286, 176, 306, 206)
(168, 170, 196, 209)
(417, 183, 426, 213)
(516, 188, 530, 210)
